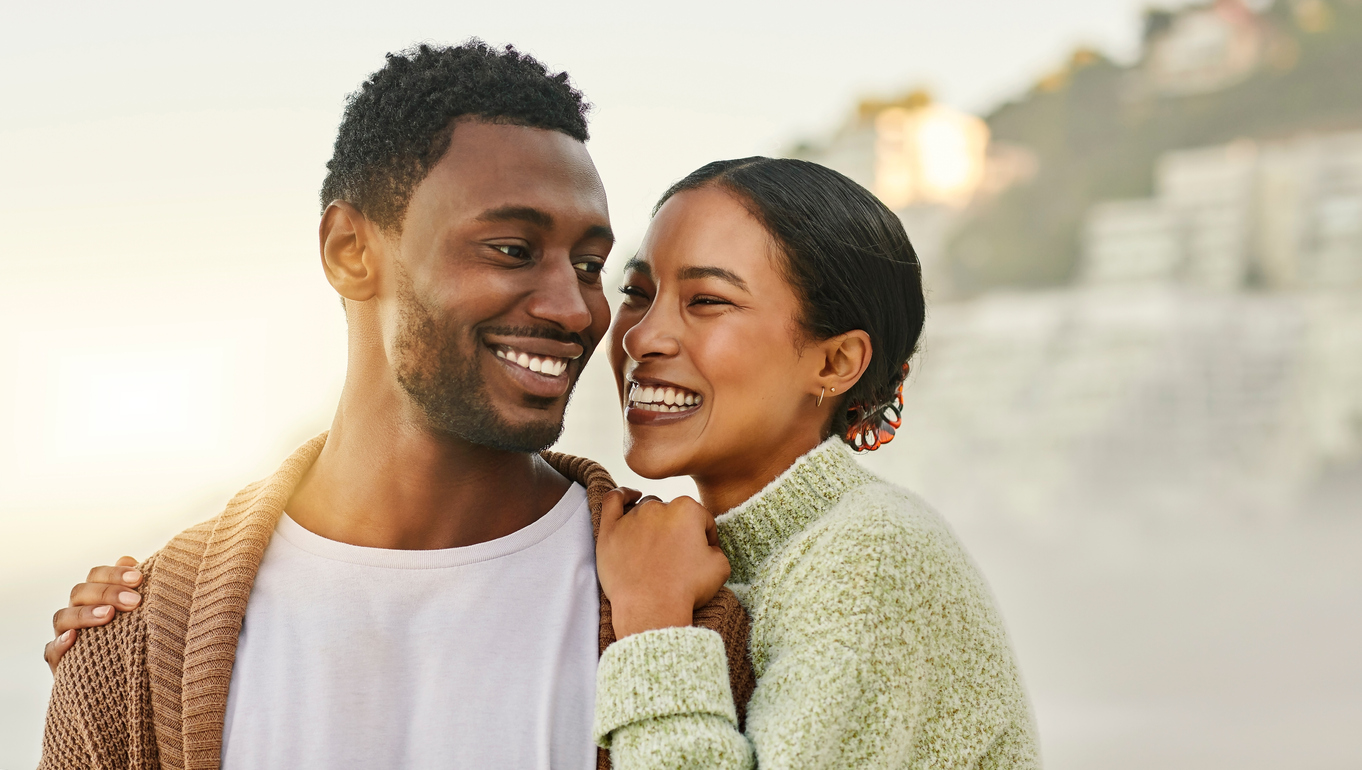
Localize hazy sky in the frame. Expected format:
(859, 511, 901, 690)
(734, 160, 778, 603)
(2, 0, 1155, 251)
(0, 0, 1159, 566)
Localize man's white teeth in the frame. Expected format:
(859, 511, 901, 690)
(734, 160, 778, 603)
(627, 382, 702, 411)
(495, 348, 568, 377)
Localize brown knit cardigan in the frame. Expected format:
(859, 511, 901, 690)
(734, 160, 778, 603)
(40, 434, 755, 770)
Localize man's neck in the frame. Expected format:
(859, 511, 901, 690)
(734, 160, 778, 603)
(285, 389, 570, 551)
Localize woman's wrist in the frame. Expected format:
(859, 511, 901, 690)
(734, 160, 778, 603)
(610, 597, 693, 639)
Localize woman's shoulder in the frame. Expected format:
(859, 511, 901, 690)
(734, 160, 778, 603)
(812, 480, 960, 557)
(781, 479, 992, 605)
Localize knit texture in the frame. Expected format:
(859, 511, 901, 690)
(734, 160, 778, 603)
(593, 439, 1040, 769)
(40, 434, 754, 770)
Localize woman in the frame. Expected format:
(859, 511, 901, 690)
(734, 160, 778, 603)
(50, 157, 1038, 768)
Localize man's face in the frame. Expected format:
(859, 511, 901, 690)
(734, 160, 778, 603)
(379, 121, 613, 452)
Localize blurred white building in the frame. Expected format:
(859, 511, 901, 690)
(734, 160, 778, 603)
(1082, 132, 1362, 290)
(875, 132, 1362, 526)
(863, 286, 1362, 527)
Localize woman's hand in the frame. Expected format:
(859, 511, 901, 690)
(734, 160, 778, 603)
(44, 556, 143, 674)
(597, 488, 731, 639)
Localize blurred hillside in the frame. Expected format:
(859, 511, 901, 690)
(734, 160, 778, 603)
(794, 0, 1362, 294)
(956, 0, 1362, 291)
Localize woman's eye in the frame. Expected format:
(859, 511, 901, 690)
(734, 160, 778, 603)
(494, 245, 527, 258)
(618, 285, 651, 303)
(690, 295, 732, 307)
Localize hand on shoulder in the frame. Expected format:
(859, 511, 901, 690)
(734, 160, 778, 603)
(596, 488, 731, 639)
(45, 556, 143, 674)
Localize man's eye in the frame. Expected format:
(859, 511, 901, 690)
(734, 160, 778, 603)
(574, 260, 604, 275)
(494, 245, 527, 258)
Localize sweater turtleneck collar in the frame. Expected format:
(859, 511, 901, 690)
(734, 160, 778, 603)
(714, 437, 875, 584)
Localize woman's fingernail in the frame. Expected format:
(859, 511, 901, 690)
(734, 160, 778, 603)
(92, 606, 112, 619)
(119, 591, 140, 606)
(123, 570, 142, 584)
(59, 630, 73, 643)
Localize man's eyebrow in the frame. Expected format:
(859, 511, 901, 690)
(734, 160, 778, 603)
(475, 206, 554, 228)
(622, 256, 652, 278)
(475, 207, 614, 244)
(584, 224, 616, 244)
(679, 265, 750, 292)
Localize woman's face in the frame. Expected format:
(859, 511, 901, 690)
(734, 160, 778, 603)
(607, 186, 828, 483)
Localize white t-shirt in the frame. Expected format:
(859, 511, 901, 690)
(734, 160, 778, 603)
(220, 483, 598, 770)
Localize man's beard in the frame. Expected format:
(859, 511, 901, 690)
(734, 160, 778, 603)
(391, 273, 575, 453)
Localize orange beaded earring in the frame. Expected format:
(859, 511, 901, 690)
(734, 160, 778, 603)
(844, 362, 908, 452)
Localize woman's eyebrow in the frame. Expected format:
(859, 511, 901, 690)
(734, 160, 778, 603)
(622, 256, 652, 278)
(678, 265, 750, 292)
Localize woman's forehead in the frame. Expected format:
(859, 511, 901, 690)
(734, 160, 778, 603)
(632, 190, 776, 280)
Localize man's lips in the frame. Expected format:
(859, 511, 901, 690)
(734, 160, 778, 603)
(483, 334, 584, 362)
(489, 342, 574, 399)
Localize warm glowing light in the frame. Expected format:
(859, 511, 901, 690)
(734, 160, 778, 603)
(46, 348, 225, 460)
(873, 104, 990, 209)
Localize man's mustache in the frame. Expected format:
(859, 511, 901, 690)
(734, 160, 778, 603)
(480, 325, 591, 352)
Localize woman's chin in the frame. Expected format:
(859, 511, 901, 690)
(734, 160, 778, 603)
(622, 443, 690, 481)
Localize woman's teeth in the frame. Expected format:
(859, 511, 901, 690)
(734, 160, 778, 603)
(627, 383, 702, 412)
(495, 347, 569, 377)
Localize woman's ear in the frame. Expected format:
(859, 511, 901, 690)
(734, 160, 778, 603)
(319, 201, 382, 303)
(816, 330, 872, 397)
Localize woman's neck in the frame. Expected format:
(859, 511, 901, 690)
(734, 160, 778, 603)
(692, 432, 827, 515)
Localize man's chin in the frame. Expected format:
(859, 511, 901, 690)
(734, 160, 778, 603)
(450, 412, 566, 454)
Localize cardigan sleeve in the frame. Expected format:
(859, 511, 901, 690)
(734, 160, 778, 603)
(38, 556, 162, 768)
(593, 507, 925, 769)
(40, 562, 160, 770)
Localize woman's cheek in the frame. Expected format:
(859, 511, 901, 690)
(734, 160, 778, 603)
(607, 312, 637, 401)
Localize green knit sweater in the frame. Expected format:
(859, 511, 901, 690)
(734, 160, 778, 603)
(592, 439, 1040, 768)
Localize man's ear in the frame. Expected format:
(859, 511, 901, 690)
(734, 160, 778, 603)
(815, 330, 872, 398)
(320, 201, 382, 303)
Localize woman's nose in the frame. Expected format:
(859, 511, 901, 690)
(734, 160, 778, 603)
(622, 305, 681, 361)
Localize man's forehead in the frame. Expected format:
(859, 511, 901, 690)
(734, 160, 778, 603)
(428, 121, 606, 209)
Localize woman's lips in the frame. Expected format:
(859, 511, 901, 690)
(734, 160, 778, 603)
(624, 380, 702, 425)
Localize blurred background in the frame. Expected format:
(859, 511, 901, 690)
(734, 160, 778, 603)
(2, 0, 1359, 767)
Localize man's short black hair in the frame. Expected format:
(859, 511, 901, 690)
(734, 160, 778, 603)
(320, 40, 590, 231)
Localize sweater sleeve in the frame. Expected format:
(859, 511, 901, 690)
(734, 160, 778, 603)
(594, 626, 754, 769)
(593, 509, 924, 770)
(40, 561, 160, 770)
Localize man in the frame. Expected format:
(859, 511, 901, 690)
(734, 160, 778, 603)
(40, 41, 752, 770)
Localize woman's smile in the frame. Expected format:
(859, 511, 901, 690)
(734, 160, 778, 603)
(623, 376, 705, 424)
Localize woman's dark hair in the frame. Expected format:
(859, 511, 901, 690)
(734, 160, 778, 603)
(655, 157, 926, 443)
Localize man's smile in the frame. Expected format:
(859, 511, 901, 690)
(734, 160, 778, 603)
(494, 345, 572, 377)
(486, 340, 579, 400)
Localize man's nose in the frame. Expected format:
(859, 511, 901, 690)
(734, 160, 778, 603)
(526, 254, 593, 332)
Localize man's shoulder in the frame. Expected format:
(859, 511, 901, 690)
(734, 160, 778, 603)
(145, 474, 273, 579)
(540, 450, 616, 497)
